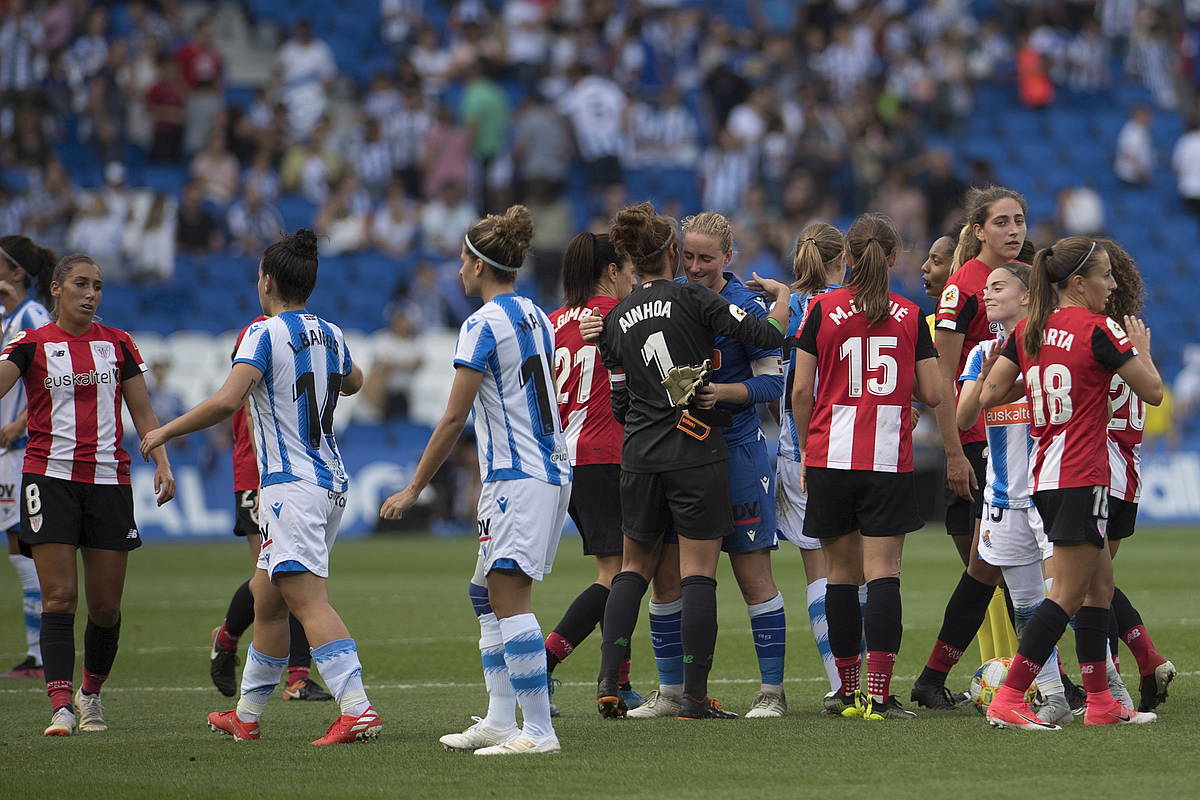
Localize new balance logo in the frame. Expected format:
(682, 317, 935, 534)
(760, 477, 769, 493)
(126, 528, 139, 539)
(271, 502, 283, 518)
(51, 349, 66, 357)
(496, 496, 509, 513)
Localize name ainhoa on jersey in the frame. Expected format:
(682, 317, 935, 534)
(43, 367, 118, 389)
(618, 299, 673, 332)
(826, 299, 912, 327)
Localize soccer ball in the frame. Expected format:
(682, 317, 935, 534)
(968, 657, 1037, 713)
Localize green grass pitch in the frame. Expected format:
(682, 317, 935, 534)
(0, 528, 1194, 799)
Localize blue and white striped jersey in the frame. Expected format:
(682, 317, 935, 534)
(234, 311, 353, 493)
(961, 337, 1033, 509)
(454, 293, 571, 486)
(778, 287, 836, 463)
(0, 298, 51, 450)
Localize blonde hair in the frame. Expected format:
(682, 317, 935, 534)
(681, 211, 733, 254)
(792, 223, 843, 295)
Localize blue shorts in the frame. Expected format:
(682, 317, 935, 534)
(722, 438, 778, 554)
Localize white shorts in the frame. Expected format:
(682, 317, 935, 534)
(471, 478, 570, 583)
(256, 481, 346, 581)
(775, 458, 820, 550)
(978, 504, 1053, 567)
(0, 448, 21, 531)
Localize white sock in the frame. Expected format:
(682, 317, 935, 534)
(236, 644, 287, 722)
(311, 637, 370, 716)
(806, 578, 839, 693)
(9, 554, 41, 660)
(478, 612, 517, 731)
(1002, 562, 1062, 695)
(499, 613, 554, 741)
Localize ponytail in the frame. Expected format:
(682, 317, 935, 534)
(791, 222, 843, 295)
(562, 232, 619, 308)
(1023, 237, 1101, 357)
(844, 213, 898, 326)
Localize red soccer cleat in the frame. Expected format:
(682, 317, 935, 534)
(310, 706, 382, 745)
(986, 691, 1061, 731)
(1084, 698, 1157, 726)
(1, 656, 44, 679)
(207, 709, 261, 740)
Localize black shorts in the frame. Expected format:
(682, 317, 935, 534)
(234, 489, 261, 537)
(804, 467, 924, 539)
(1033, 486, 1108, 548)
(621, 462, 732, 543)
(944, 440, 987, 535)
(1106, 496, 1138, 541)
(18, 473, 140, 551)
(568, 464, 623, 557)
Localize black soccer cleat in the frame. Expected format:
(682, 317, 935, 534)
(676, 695, 738, 720)
(1138, 660, 1177, 713)
(596, 677, 627, 718)
(283, 677, 334, 701)
(1063, 674, 1086, 716)
(209, 627, 238, 698)
(910, 679, 964, 710)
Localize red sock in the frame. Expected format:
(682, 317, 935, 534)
(47, 679, 72, 710)
(1003, 654, 1042, 696)
(81, 668, 107, 695)
(216, 622, 239, 652)
(865, 651, 897, 700)
(1121, 625, 1165, 676)
(924, 639, 963, 674)
(618, 656, 631, 687)
(834, 655, 860, 695)
(545, 632, 572, 664)
(287, 665, 310, 684)
(1079, 661, 1115, 704)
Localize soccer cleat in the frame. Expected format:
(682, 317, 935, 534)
(822, 690, 862, 718)
(475, 734, 561, 756)
(209, 626, 238, 698)
(283, 677, 334, 701)
(547, 676, 561, 717)
(1084, 699, 1157, 726)
(439, 716, 518, 751)
(1107, 662, 1135, 709)
(627, 689, 682, 718)
(677, 695, 738, 720)
(596, 677, 627, 719)
(862, 695, 917, 720)
(207, 709, 261, 740)
(619, 683, 645, 710)
(1, 655, 44, 679)
(1064, 676, 1086, 715)
(74, 688, 108, 732)
(986, 695, 1061, 731)
(910, 679, 964, 710)
(1138, 660, 1176, 713)
(1035, 692, 1073, 726)
(43, 706, 78, 736)
(744, 690, 787, 718)
(310, 706, 382, 745)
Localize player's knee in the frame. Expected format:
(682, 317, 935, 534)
(965, 558, 1001, 585)
(87, 605, 120, 627)
(40, 584, 77, 613)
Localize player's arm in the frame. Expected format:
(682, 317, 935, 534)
(1115, 316, 1163, 406)
(123, 371, 176, 506)
(790, 348, 816, 493)
(914, 355, 943, 409)
(380, 365, 483, 520)
(932, 326, 974, 500)
(340, 363, 365, 396)
(138, 363, 262, 459)
(978, 356, 1021, 410)
(0, 408, 27, 448)
(697, 277, 787, 351)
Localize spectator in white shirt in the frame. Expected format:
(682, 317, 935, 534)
(124, 192, 177, 282)
(371, 180, 419, 257)
(1173, 119, 1200, 221)
(557, 64, 627, 187)
(1115, 106, 1155, 185)
(227, 182, 285, 255)
(275, 19, 337, 136)
(1057, 185, 1105, 236)
(363, 305, 425, 421)
(701, 127, 753, 215)
(420, 181, 477, 257)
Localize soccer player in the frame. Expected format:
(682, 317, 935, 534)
(0, 253, 176, 736)
(791, 213, 942, 721)
(140, 230, 380, 745)
(208, 314, 331, 703)
(542, 231, 640, 714)
(980, 237, 1162, 730)
(583, 201, 790, 721)
(1100, 241, 1176, 712)
(920, 233, 956, 301)
(0, 236, 53, 680)
(380, 206, 570, 756)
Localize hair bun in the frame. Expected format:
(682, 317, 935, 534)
(492, 205, 534, 253)
(285, 229, 320, 260)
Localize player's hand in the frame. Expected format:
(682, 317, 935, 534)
(0, 420, 24, 448)
(693, 383, 718, 410)
(154, 462, 175, 506)
(380, 486, 420, 520)
(578, 309, 604, 343)
(910, 406, 921, 427)
(746, 273, 789, 300)
(139, 427, 169, 460)
(977, 343, 1004, 383)
(1123, 315, 1151, 354)
(662, 361, 709, 406)
(798, 454, 807, 495)
(946, 449, 977, 501)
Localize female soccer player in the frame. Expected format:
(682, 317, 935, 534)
(0, 253, 175, 736)
(583, 201, 790, 721)
(980, 237, 1163, 730)
(630, 211, 787, 719)
(1100, 241, 1176, 712)
(791, 213, 942, 721)
(140, 230, 379, 746)
(0, 236, 54, 680)
(920, 232, 956, 301)
(775, 222, 850, 703)
(379, 205, 570, 756)
(541, 232, 640, 713)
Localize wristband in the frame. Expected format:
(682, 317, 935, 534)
(767, 317, 785, 334)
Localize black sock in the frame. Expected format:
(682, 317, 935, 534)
(1074, 605, 1111, 667)
(825, 583, 862, 660)
(864, 577, 902, 654)
(1108, 607, 1121, 662)
(1110, 585, 1142, 635)
(40, 612, 75, 684)
(598, 571, 647, 688)
(1015, 599, 1070, 667)
(680, 575, 718, 701)
(918, 572, 995, 686)
(1001, 583, 1017, 629)
(288, 614, 311, 668)
(83, 616, 122, 690)
(224, 580, 255, 637)
(547, 582, 610, 673)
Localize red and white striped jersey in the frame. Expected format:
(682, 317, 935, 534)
(1107, 374, 1145, 502)
(935, 257, 1001, 445)
(795, 288, 937, 473)
(0, 323, 147, 484)
(550, 296, 621, 466)
(1004, 308, 1136, 492)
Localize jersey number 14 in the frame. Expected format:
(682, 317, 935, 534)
(294, 372, 342, 449)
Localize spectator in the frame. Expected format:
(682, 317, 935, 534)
(921, 149, 968, 236)
(66, 163, 128, 271)
(176, 180, 223, 255)
(363, 306, 424, 421)
(1016, 31, 1054, 109)
(316, 173, 371, 255)
(524, 180, 572, 306)
(242, 147, 280, 203)
(419, 181, 475, 257)
(0, 182, 25, 234)
(146, 361, 187, 429)
(1057, 185, 1106, 236)
(22, 159, 76, 254)
(410, 26, 453, 97)
(354, 117, 394, 198)
(124, 192, 178, 282)
(1126, 7, 1177, 110)
(226, 182, 284, 256)
(1067, 19, 1109, 92)
(421, 104, 471, 198)
(557, 63, 627, 188)
(385, 88, 432, 198)
(371, 180, 419, 257)
(363, 72, 402, 122)
(275, 18, 337, 136)
(701, 127, 753, 215)
(183, 73, 226, 156)
(380, 0, 421, 56)
(280, 116, 343, 203)
(1115, 106, 1155, 185)
(1173, 118, 1200, 222)
(64, 6, 108, 112)
(459, 59, 510, 212)
(0, 0, 45, 101)
(502, 0, 548, 83)
(190, 132, 240, 205)
(174, 16, 223, 90)
(512, 90, 570, 192)
(145, 54, 187, 162)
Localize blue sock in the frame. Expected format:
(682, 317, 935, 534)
(499, 613, 554, 740)
(236, 644, 287, 722)
(747, 592, 786, 688)
(648, 599, 683, 693)
(807, 578, 839, 692)
(311, 638, 370, 717)
(9, 555, 41, 661)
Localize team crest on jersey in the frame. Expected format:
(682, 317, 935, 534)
(727, 304, 747, 321)
(1106, 317, 1130, 344)
(981, 528, 992, 548)
(940, 285, 959, 309)
(29, 513, 41, 533)
(496, 496, 509, 513)
(95, 343, 112, 358)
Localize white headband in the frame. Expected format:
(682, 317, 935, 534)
(464, 235, 520, 273)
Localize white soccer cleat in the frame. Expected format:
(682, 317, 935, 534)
(439, 716, 518, 751)
(474, 734, 560, 756)
(744, 690, 788, 718)
(1107, 662, 1135, 710)
(44, 706, 78, 736)
(626, 689, 682, 718)
(1035, 692, 1073, 726)
(74, 688, 108, 732)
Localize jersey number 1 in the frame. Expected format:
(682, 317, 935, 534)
(520, 354, 557, 436)
(294, 372, 342, 449)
